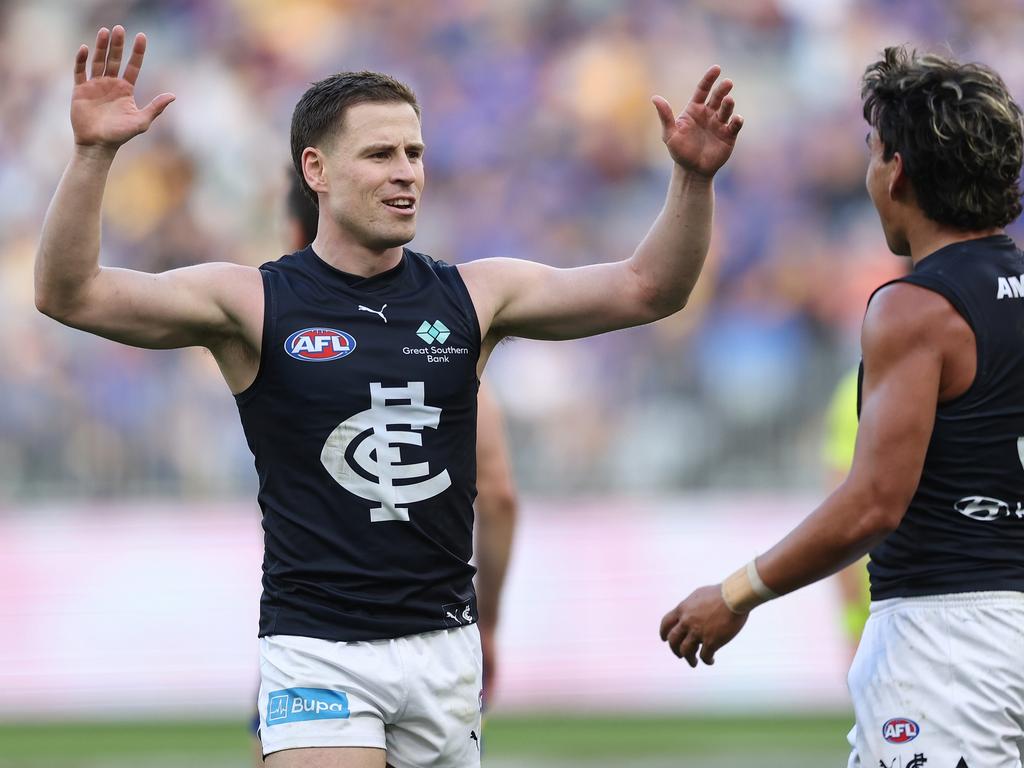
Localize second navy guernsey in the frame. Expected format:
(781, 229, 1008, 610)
(863, 235, 1024, 600)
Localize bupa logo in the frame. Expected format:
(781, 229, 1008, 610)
(266, 688, 350, 726)
(284, 328, 356, 362)
(882, 717, 920, 744)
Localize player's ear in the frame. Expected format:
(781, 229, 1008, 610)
(887, 151, 906, 200)
(302, 147, 328, 196)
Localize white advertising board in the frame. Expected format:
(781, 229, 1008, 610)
(0, 495, 850, 718)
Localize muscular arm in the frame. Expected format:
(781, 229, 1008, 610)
(661, 282, 972, 665)
(460, 66, 742, 348)
(36, 147, 259, 350)
(473, 381, 518, 697)
(35, 26, 262, 389)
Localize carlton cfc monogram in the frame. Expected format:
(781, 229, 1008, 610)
(320, 382, 452, 521)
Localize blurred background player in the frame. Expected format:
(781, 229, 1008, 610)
(248, 173, 519, 766)
(36, 23, 741, 768)
(660, 46, 1024, 767)
(472, 385, 518, 705)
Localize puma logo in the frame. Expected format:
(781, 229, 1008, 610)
(357, 303, 388, 322)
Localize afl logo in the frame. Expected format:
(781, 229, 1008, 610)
(284, 328, 356, 362)
(882, 718, 919, 744)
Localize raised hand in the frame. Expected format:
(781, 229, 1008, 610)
(652, 66, 743, 178)
(71, 26, 175, 150)
(659, 584, 748, 668)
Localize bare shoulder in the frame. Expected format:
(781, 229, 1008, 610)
(169, 261, 263, 314)
(863, 281, 965, 356)
(195, 261, 261, 278)
(181, 262, 264, 392)
(191, 262, 264, 340)
(863, 280, 976, 400)
(177, 260, 262, 290)
(148, 260, 262, 295)
(457, 257, 535, 299)
(457, 257, 539, 335)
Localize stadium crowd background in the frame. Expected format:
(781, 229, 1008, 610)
(2, 0, 1023, 502)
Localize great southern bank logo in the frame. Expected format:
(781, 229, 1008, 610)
(266, 688, 350, 726)
(406, 319, 469, 364)
(284, 328, 356, 362)
(416, 320, 450, 344)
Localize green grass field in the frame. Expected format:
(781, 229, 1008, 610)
(0, 713, 853, 767)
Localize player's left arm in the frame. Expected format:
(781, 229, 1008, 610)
(660, 282, 958, 667)
(473, 380, 518, 700)
(459, 66, 742, 347)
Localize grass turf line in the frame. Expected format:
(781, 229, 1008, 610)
(0, 713, 852, 760)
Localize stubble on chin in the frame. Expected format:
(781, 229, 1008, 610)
(371, 224, 417, 251)
(347, 211, 416, 251)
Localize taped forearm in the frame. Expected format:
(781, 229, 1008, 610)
(721, 558, 778, 614)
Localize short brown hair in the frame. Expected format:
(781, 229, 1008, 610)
(862, 46, 1023, 230)
(290, 72, 420, 206)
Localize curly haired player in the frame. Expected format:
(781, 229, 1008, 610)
(661, 46, 1024, 768)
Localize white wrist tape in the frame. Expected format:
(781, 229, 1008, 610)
(747, 559, 778, 601)
(721, 558, 778, 614)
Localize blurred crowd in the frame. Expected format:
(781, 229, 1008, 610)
(2, 0, 1023, 501)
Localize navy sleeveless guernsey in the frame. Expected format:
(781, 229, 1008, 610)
(864, 235, 1024, 600)
(235, 246, 481, 641)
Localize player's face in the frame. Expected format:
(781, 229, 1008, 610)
(321, 101, 425, 253)
(865, 130, 910, 256)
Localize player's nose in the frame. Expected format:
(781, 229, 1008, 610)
(390, 155, 417, 184)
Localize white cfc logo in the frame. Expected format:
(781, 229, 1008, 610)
(320, 382, 451, 522)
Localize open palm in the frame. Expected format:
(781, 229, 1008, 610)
(653, 66, 743, 178)
(71, 26, 174, 149)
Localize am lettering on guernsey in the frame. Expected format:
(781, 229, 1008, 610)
(996, 274, 1024, 299)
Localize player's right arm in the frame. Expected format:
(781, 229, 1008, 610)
(35, 27, 261, 379)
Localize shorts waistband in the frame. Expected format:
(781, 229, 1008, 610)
(264, 623, 479, 647)
(869, 590, 1024, 616)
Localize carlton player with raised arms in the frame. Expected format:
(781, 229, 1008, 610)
(35, 25, 743, 768)
(660, 47, 1024, 767)
(246, 175, 519, 768)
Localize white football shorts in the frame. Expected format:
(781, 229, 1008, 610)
(847, 591, 1024, 768)
(257, 625, 483, 767)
